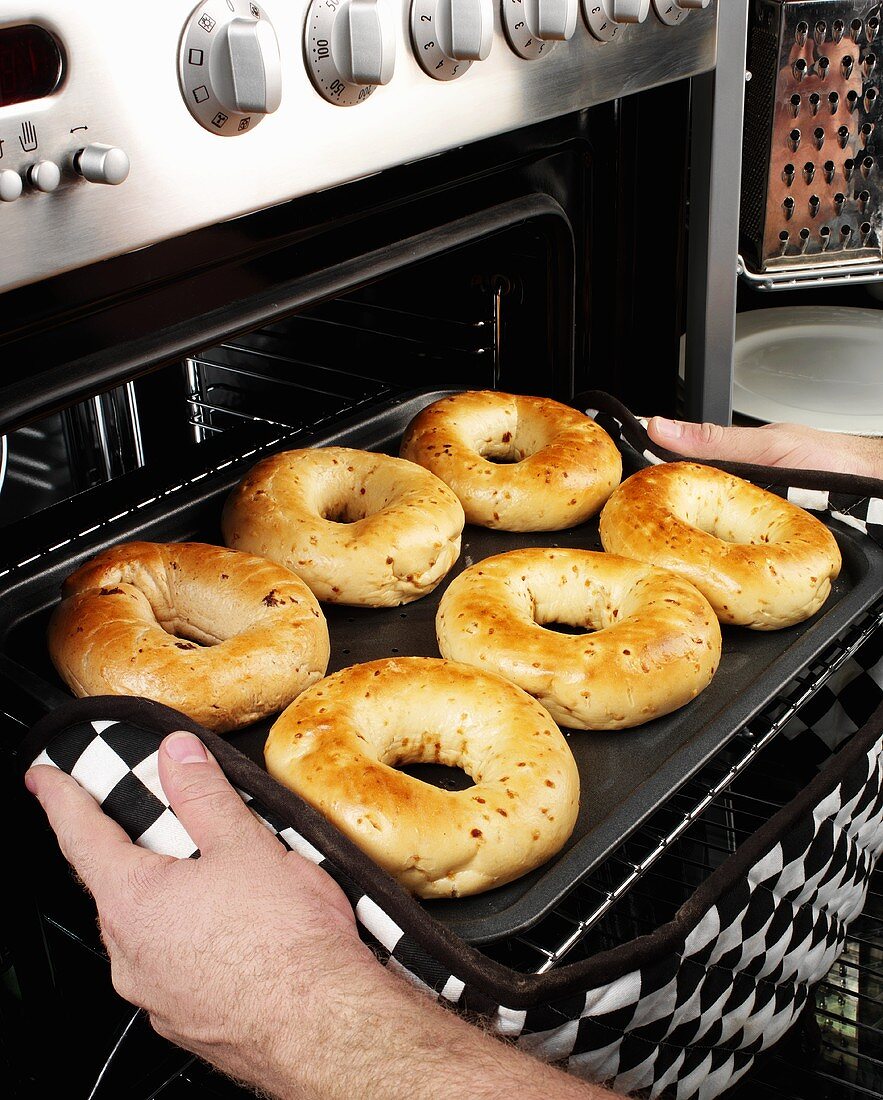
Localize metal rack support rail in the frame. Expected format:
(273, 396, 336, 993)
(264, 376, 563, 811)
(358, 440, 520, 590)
(684, 0, 750, 424)
(529, 601, 883, 974)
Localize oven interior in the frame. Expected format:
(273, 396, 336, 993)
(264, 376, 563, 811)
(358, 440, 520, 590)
(2, 93, 883, 1100)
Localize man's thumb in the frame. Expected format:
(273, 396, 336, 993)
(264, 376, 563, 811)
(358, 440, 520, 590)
(158, 731, 267, 856)
(647, 417, 760, 464)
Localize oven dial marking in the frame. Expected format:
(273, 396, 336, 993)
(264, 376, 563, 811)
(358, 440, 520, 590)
(583, 0, 649, 42)
(305, 0, 395, 107)
(411, 0, 494, 81)
(179, 0, 282, 135)
(502, 0, 579, 61)
(651, 0, 706, 27)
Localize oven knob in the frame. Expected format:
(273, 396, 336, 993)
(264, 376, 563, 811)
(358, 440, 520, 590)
(179, 1, 282, 135)
(502, 0, 580, 61)
(73, 144, 130, 186)
(305, 0, 396, 106)
(411, 0, 494, 81)
(0, 169, 22, 202)
(652, 0, 708, 25)
(27, 160, 61, 193)
(583, 0, 649, 41)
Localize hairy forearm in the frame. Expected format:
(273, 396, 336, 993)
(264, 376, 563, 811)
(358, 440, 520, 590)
(262, 951, 611, 1100)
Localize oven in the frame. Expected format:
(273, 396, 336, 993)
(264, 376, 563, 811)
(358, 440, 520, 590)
(7, 3, 878, 1098)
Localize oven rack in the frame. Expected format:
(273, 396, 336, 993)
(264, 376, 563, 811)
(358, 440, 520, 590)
(481, 599, 883, 976)
(0, 383, 398, 585)
(183, 298, 496, 442)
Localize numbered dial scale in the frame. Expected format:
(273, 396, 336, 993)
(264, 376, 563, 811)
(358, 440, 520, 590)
(305, 0, 396, 106)
(179, 0, 282, 135)
(583, 0, 649, 44)
(502, 0, 579, 60)
(410, 0, 494, 80)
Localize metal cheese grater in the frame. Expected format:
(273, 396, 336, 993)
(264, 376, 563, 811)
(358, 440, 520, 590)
(740, 1, 883, 287)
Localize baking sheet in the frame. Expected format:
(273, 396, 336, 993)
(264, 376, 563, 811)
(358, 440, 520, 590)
(2, 389, 882, 944)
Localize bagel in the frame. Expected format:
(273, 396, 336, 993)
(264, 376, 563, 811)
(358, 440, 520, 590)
(264, 657, 580, 898)
(436, 548, 721, 731)
(222, 447, 465, 607)
(399, 391, 622, 531)
(599, 462, 842, 630)
(48, 542, 330, 733)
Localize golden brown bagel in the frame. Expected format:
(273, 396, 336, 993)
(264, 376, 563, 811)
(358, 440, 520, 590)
(222, 447, 465, 607)
(436, 548, 721, 731)
(399, 391, 622, 531)
(599, 462, 842, 630)
(264, 657, 580, 898)
(48, 542, 330, 733)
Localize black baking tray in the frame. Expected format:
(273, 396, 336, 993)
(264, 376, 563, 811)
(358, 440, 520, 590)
(2, 388, 882, 945)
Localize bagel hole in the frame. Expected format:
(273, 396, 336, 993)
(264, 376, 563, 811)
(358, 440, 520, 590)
(542, 621, 595, 636)
(482, 450, 522, 464)
(321, 502, 366, 524)
(397, 763, 476, 791)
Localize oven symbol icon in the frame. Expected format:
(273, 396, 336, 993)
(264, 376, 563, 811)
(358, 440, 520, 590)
(19, 121, 38, 153)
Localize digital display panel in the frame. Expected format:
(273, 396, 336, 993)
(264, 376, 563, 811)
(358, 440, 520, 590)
(0, 25, 62, 109)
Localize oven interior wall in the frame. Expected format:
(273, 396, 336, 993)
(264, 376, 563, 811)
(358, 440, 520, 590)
(0, 93, 693, 535)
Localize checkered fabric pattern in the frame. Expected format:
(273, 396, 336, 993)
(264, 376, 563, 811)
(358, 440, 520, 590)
(32, 626, 883, 1100)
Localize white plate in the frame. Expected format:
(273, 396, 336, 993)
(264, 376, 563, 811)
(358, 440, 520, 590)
(734, 306, 883, 435)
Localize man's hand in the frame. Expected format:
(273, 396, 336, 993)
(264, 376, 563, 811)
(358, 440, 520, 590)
(26, 731, 370, 1096)
(647, 417, 883, 480)
(26, 731, 616, 1100)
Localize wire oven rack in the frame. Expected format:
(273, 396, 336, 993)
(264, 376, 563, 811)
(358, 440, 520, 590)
(184, 297, 497, 441)
(480, 601, 883, 978)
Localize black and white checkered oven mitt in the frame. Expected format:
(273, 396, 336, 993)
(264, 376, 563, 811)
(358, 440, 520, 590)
(24, 699, 409, 952)
(579, 390, 883, 550)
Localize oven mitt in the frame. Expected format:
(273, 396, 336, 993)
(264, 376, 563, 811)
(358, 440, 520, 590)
(23, 688, 883, 1100)
(576, 390, 883, 550)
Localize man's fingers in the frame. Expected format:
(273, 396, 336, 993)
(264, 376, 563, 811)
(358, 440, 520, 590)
(25, 764, 154, 900)
(647, 416, 786, 465)
(157, 731, 275, 858)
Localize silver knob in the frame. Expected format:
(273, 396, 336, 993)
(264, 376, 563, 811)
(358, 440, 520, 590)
(28, 160, 61, 193)
(412, 0, 493, 80)
(504, 0, 578, 59)
(536, 0, 580, 38)
(443, 0, 493, 59)
(74, 144, 130, 186)
(652, 0, 706, 25)
(611, 0, 650, 22)
(305, 0, 396, 105)
(211, 16, 282, 113)
(179, 1, 282, 135)
(0, 169, 22, 202)
(584, 0, 647, 41)
(334, 0, 395, 85)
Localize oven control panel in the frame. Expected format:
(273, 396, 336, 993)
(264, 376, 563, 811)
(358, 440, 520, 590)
(0, 0, 717, 293)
